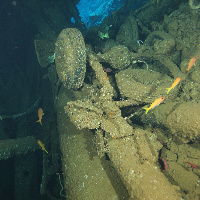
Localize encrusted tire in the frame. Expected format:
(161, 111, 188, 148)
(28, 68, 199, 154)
(55, 28, 86, 90)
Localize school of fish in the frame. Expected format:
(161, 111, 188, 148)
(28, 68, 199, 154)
(143, 56, 196, 114)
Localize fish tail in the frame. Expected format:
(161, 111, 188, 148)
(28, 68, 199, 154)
(44, 149, 48, 154)
(143, 107, 149, 114)
(166, 88, 171, 94)
(36, 120, 42, 125)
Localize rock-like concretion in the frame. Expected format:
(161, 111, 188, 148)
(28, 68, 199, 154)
(115, 68, 177, 104)
(97, 45, 131, 69)
(167, 101, 200, 141)
(55, 28, 86, 90)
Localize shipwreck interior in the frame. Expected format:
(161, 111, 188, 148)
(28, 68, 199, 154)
(1, 0, 200, 200)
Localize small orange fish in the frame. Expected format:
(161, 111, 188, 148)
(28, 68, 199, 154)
(186, 57, 196, 71)
(36, 108, 44, 125)
(166, 77, 181, 94)
(143, 97, 165, 114)
(37, 140, 48, 153)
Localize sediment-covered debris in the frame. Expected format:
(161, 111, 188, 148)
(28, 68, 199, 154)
(54, 1, 200, 199)
(107, 129, 181, 200)
(167, 101, 200, 142)
(62, 50, 182, 198)
(97, 45, 131, 69)
(115, 68, 178, 104)
(65, 53, 133, 138)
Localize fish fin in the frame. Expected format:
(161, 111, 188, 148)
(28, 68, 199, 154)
(36, 120, 42, 125)
(143, 107, 149, 114)
(166, 88, 170, 94)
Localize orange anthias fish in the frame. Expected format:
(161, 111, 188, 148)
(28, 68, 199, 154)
(36, 108, 44, 125)
(186, 57, 196, 71)
(166, 77, 181, 94)
(37, 140, 48, 153)
(143, 97, 165, 114)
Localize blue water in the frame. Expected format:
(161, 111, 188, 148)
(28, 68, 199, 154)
(76, 0, 126, 28)
(76, 0, 149, 28)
